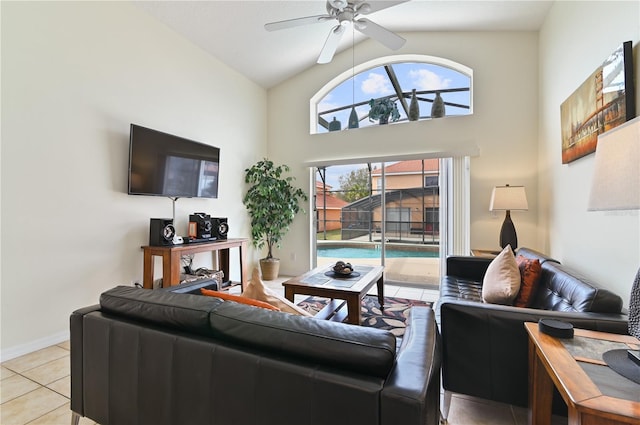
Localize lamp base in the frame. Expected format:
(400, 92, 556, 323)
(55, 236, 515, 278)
(499, 210, 518, 251)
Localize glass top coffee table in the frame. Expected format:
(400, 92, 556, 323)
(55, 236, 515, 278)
(282, 264, 384, 325)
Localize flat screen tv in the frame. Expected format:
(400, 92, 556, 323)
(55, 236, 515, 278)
(128, 124, 220, 198)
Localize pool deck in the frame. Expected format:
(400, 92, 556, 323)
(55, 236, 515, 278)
(317, 256, 441, 287)
(317, 235, 441, 287)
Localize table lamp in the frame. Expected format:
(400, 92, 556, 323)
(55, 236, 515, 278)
(489, 185, 528, 250)
(588, 116, 640, 370)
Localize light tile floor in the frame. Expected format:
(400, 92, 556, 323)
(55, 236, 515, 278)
(1, 279, 567, 425)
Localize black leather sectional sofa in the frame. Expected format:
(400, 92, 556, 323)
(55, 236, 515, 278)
(437, 247, 629, 419)
(70, 284, 442, 425)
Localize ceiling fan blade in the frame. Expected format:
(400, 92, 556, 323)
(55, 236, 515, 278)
(355, 17, 405, 50)
(317, 24, 346, 64)
(265, 14, 333, 32)
(356, 0, 409, 15)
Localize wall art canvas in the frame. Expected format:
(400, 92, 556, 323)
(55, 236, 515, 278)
(560, 41, 635, 164)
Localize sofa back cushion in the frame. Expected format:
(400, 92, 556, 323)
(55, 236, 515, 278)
(209, 302, 397, 378)
(531, 262, 623, 313)
(100, 286, 223, 336)
(516, 247, 560, 265)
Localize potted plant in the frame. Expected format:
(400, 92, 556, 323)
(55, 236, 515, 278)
(243, 159, 307, 280)
(368, 97, 400, 124)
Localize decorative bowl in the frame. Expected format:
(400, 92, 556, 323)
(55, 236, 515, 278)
(333, 261, 353, 276)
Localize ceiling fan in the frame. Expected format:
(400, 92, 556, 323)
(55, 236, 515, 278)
(265, 0, 408, 64)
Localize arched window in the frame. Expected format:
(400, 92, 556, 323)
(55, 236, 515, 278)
(311, 55, 472, 134)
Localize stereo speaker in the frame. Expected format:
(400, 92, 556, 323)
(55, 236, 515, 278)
(188, 213, 212, 239)
(149, 218, 176, 246)
(212, 217, 229, 240)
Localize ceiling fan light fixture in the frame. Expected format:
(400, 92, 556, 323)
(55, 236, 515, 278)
(354, 19, 367, 30)
(329, 0, 348, 10)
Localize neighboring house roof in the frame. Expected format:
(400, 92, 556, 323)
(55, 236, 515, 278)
(316, 180, 348, 209)
(316, 181, 333, 191)
(373, 159, 439, 176)
(317, 193, 349, 209)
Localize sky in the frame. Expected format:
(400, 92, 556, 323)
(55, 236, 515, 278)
(317, 163, 369, 190)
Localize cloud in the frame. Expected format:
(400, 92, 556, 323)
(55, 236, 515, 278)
(409, 69, 452, 91)
(361, 73, 393, 95)
(318, 93, 339, 113)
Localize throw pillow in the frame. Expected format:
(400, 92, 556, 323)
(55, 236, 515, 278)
(482, 245, 521, 305)
(242, 268, 313, 317)
(513, 256, 542, 307)
(200, 288, 280, 311)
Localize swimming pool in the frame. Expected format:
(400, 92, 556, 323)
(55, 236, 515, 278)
(317, 246, 439, 259)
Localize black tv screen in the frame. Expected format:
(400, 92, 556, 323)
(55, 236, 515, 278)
(128, 124, 220, 198)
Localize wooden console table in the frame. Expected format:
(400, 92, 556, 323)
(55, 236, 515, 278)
(141, 238, 248, 290)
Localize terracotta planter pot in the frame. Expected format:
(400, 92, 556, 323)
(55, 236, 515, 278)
(260, 258, 280, 281)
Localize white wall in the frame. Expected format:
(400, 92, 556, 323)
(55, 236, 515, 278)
(1, 2, 266, 358)
(267, 31, 540, 276)
(538, 1, 640, 308)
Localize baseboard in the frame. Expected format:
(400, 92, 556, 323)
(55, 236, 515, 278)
(1, 330, 70, 362)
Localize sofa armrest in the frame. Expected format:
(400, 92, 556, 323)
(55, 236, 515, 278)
(70, 304, 101, 416)
(381, 307, 441, 425)
(439, 299, 628, 407)
(446, 256, 492, 280)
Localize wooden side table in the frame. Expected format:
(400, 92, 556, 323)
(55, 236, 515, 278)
(471, 249, 501, 258)
(141, 238, 248, 290)
(525, 322, 640, 425)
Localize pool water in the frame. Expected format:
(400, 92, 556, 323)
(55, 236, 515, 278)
(317, 246, 439, 259)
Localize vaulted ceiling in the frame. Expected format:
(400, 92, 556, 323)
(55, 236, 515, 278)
(135, 0, 554, 89)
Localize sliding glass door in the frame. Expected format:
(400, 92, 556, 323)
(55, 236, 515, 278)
(314, 159, 443, 288)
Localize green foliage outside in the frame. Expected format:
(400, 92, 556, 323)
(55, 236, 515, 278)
(243, 159, 307, 259)
(316, 229, 342, 240)
(338, 168, 370, 202)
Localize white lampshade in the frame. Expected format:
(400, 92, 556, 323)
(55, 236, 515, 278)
(489, 185, 528, 211)
(588, 116, 640, 210)
(587, 116, 640, 342)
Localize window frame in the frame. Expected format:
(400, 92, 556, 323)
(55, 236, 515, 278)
(310, 54, 474, 134)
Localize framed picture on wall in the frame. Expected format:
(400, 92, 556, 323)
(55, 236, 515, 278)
(560, 41, 635, 164)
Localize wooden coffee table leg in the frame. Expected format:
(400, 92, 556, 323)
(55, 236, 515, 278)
(376, 274, 384, 309)
(284, 286, 295, 303)
(346, 295, 362, 325)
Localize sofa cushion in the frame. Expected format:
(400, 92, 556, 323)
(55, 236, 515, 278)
(532, 262, 623, 313)
(515, 247, 560, 265)
(242, 268, 313, 316)
(513, 256, 542, 307)
(200, 288, 280, 311)
(482, 246, 521, 305)
(100, 286, 223, 336)
(208, 301, 397, 378)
